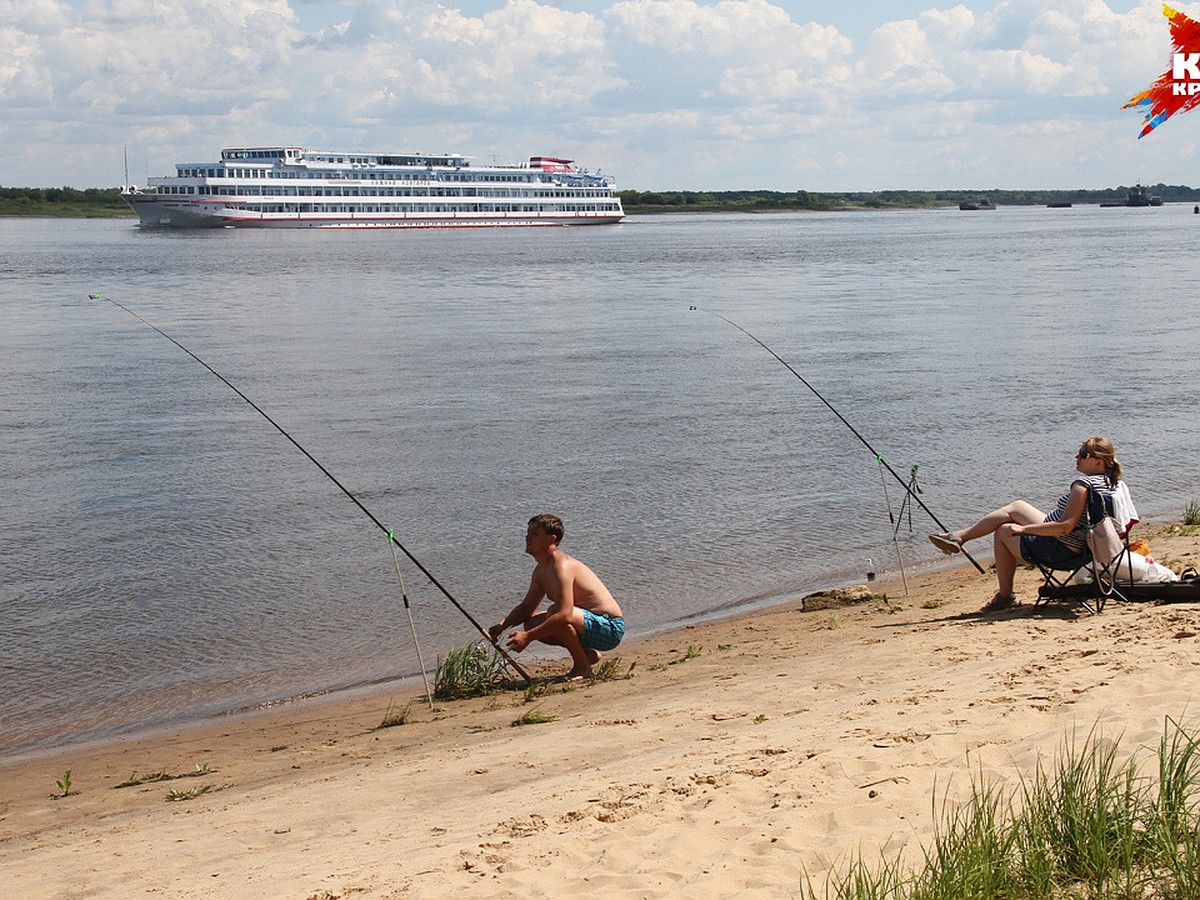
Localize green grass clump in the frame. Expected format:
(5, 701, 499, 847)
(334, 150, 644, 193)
(1185, 498, 1200, 527)
(375, 700, 412, 729)
(166, 784, 214, 802)
(113, 762, 212, 789)
(591, 657, 635, 682)
(805, 716, 1200, 899)
(523, 679, 553, 703)
(113, 771, 172, 788)
(52, 769, 72, 798)
(434, 643, 508, 700)
(667, 645, 702, 666)
(512, 707, 556, 727)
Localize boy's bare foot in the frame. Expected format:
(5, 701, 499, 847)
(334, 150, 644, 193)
(565, 668, 593, 682)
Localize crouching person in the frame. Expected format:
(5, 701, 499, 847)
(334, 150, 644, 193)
(489, 514, 624, 680)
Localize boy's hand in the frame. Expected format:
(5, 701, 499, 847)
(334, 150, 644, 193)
(506, 631, 531, 652)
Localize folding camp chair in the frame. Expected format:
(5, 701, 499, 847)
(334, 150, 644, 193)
(1033, 482, 1138, 615)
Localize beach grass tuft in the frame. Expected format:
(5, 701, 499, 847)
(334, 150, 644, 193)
(113, 763, 212, 789)
(375, 700, 412, 729)
(591, 657, 635, 682)
(434, 642, 508, 701)
(666, 645, 702, 666)
(1185, 498, 1200, 527)
(113, 771, 172, 788)
(809, 717, 1200, 899)
(512, 707, 556, 727)
(523, 679, 553, 703)
(52, 769, 72, 799)
(166, 784, 214, 802)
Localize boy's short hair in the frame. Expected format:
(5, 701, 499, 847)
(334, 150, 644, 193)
(528, 513, 564, 542)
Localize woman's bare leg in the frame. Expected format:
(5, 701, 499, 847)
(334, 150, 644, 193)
(953, 500, 1045, 544)
(993, 526, 1025, 596)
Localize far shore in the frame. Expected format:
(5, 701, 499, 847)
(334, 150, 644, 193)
(2, 523, 1198, 897)
(7, 181, 1200, 220)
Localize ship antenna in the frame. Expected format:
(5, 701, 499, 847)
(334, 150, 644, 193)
(689, 305, 985, 576)
(87, 292, 534, 686)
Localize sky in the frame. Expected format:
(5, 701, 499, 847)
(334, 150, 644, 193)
(2, 0, 1197, 191)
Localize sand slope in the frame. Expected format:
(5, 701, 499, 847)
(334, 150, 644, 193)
(2, 525, 1198, 899)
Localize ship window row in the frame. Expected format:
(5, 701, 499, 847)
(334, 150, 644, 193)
(311, 170, 532, 183)
(221, 149, 289, 161)
(158, 185, 612, 199)
(173, 169, 548, 183)
(179, 168, 273, 178)
(243, 203, 621, 214)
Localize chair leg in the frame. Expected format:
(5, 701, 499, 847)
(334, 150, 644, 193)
(1035, 559, 1102, 615)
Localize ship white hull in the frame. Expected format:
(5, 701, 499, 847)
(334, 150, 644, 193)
(124, 196, 622, 229)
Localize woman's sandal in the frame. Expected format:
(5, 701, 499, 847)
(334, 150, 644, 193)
(980, 592, 1016, 613)
(928, 532, 963, 555)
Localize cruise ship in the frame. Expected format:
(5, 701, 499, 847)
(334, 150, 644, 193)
(121, 146, 625, 228)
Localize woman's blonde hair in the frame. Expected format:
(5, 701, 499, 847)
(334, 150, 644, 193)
(1081, 436, 1122, 487)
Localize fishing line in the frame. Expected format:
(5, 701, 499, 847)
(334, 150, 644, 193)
(89, 293, 532, 684)
(689, 305, 986, 575)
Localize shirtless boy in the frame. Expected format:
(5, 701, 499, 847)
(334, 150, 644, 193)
(489, 514, 624, 679)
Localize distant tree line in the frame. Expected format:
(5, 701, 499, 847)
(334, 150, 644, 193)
(5, 182, 1200, 218)
(619, 183, 1200, 213)
(619, 189, 838, 212)
(0, 186, 129, 216)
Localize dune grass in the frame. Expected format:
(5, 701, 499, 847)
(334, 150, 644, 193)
(374, 700, 413, 730)
(433, 643, 508, 700)
(1185, 499, 1200, 527)
(808, 717, 1200, 899)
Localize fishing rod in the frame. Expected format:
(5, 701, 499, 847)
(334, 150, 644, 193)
(89, 293, 533, 683)
(690, 305, 985, 575)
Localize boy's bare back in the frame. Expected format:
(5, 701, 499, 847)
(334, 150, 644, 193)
(534, 549, 622, 618)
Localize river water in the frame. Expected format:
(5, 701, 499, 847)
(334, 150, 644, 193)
(2, 206, 1196, 759)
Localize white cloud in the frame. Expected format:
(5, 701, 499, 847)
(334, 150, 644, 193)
(605, 0, 854, 105)
(305, 0, 621, 117)
(0, 0, 1196, 191)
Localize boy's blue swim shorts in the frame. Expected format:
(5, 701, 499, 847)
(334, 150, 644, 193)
(581, 610, 625, 651)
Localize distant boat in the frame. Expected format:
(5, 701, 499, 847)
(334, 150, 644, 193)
(959, 198, 996, 210)
(1046, 201, 1073, 208)
(1100, 184, 1163, 208)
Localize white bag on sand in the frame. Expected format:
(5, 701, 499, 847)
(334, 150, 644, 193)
(1118, 552, 1150, 583)
(1140, 560, 1180, 584)
(1069, 552, 1180, 585)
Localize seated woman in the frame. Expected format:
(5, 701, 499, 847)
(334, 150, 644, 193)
(928, 436, 1123, 613)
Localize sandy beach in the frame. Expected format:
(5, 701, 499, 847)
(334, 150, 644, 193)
(3, 524, 1199, 899)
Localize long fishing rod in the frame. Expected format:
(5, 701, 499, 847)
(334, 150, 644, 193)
(89, 293, 533, 683)
(690, 305, 985, 575)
